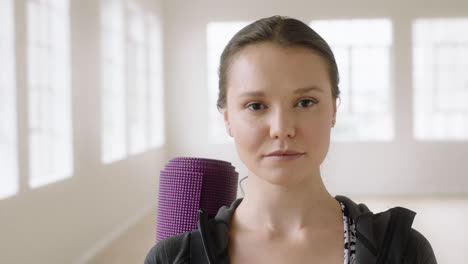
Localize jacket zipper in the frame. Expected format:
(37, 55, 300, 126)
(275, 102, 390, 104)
(197, 209, 214, 264)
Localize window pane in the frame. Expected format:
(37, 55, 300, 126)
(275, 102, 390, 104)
(147, 15, 165, 148)
(27, 0, 73, 188)
(126, 2, 147, 155)
(206, 22, 250, 143)
(310, 19, 394, 141)
(101, 0, 161, 162)
(101, 0, 126, 163)
(413, 18, 468, 140)
(0, 0, 18, 199)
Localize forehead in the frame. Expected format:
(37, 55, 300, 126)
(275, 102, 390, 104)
(227, 42, 331, 97)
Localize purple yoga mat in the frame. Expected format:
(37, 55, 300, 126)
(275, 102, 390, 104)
(156, 157, 239, 243)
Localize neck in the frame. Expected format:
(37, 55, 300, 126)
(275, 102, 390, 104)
(233, 171, 341, 239)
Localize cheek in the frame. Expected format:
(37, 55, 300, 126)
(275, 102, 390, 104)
(311, 104, 334, 135)
(232, 115, 265, 156)
(301, 115, 332, 152)
(311, 116, 332, 137)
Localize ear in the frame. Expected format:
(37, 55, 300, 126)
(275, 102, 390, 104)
(332, 99, 338, 128)
(223, 110, 233, 137)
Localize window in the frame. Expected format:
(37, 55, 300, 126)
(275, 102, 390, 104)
(413, 18, 468, 140)
(206, 22, 250, 143)
(126, 2, 148, 154)
(101, 0, 164, 163)
(310, 19, 394, 141)
(0, 0, 18, 199)
(27, 0, 73, 189)
(147, 15, 165, 148)
(101, 0, 126, 163)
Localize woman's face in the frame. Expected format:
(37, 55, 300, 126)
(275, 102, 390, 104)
(224, 42, 336, 187)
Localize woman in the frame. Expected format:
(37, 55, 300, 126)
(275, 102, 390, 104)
(145, 16, 437, 264)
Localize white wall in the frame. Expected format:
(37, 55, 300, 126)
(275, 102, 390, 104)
(163, 0, 468, 262)
(0, 0, 166, 263)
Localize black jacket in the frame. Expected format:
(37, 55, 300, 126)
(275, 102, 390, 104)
(145, 195, 437, 264)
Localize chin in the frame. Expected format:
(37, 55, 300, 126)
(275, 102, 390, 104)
(257, 168, 306, 187)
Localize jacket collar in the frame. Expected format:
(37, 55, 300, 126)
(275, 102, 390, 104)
(334, 195, 417, 263)
(197, 198, 242, 264)
(335, 195, 379, 262)
(197, 195, 414, 264)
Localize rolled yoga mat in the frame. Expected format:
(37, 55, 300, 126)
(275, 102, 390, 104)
(156, 157, 239, 243)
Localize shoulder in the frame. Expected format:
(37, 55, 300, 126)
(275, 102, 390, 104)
(403, 228, 437, 264)
(336, 195, 437, 263)
(144, 231, 192, 264)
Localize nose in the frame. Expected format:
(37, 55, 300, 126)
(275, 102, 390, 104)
(269, 108, 296, 139)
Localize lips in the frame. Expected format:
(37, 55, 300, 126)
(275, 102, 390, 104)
(264, 152, 305, 162)
(265, 150, 304, 157)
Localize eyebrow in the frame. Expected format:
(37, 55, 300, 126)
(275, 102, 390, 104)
(238, 86, 323, 98)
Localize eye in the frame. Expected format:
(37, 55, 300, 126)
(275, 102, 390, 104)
(245, 102, 265, 111)
(296, 98, 317, 108)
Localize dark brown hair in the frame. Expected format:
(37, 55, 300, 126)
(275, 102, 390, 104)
(216, 15, 340, 112)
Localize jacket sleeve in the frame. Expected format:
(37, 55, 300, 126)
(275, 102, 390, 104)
(403, 228, 437, 264)
(144, 232, 191, 264)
